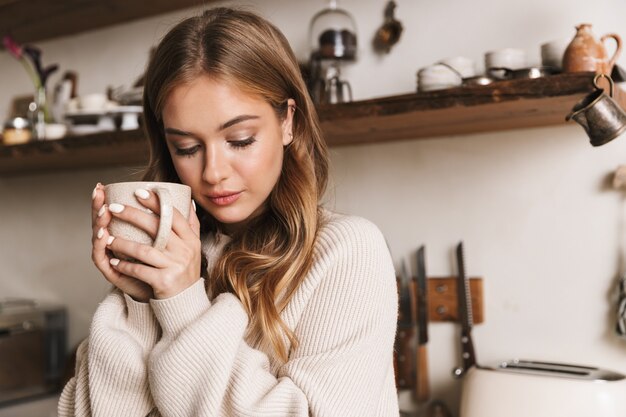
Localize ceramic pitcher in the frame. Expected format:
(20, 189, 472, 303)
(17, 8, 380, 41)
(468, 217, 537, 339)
(563, 23, 621, 75)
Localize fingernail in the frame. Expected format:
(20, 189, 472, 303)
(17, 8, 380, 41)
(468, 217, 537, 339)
(97, 205, 107, 217)
(106, 236, 115, 245)
(92, 185, 98, 200)
(108, 203, 125, 213)
(97, 228, 104, 239)
(192, 200, 196, 212)
(110, 258, 120, 266)
(135, 188, 150, 200)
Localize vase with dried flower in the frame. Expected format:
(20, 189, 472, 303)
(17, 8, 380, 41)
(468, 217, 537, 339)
(3, 36, 58, 140)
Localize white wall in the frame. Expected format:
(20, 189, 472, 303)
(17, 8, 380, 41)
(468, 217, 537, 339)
(2, 0, 626, 412)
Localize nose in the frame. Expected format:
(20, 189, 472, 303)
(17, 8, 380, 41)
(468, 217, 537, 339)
(202, 144, 229, 185)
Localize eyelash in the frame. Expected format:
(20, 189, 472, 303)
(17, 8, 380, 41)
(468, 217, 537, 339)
(229, 137, 256, 149)
(175, 145, 200, 157)
(174, 137, 256, 157)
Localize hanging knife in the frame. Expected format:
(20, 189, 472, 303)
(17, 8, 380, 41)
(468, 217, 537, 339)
(415, 245, 431, 404)
(452, 241, 477, 378)
(394, 261, 415, 390)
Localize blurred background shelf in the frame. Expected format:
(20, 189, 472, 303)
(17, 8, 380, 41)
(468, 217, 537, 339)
(0, 0, 214, 47)
(1, 72, 622, 176)
(0, 129, 147, 175)
(318, 72, 625, 146)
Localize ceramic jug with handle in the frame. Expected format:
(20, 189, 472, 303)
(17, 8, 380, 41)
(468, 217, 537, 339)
(563, 23, 621, 75)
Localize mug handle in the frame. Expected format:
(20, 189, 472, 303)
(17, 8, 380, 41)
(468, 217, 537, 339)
(594, 73, 615, 97)
(152, 187, 173, 251)
(601, 33, 622, 73)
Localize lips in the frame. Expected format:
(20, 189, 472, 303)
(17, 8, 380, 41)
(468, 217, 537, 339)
(206, 191, 241, 206)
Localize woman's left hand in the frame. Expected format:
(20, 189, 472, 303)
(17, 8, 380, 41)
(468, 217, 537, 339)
(106, 189, 202, 299)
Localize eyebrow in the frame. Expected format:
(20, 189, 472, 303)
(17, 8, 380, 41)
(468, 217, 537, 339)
(164, 114, 260, 138)
(219, 115, 259, 131)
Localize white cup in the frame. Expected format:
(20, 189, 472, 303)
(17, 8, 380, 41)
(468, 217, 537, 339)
(485, 48, 527, 70)
(79, 93, 108, 112)
(104, 181, 191, 261)
(541, 38, 570, 69)
(439, 56, 476, 78)
(417, 64, 463, 92)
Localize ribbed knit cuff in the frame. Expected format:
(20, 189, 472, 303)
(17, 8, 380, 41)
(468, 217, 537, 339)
(150, 279, 210, 338)
(123, 293, 160, 348)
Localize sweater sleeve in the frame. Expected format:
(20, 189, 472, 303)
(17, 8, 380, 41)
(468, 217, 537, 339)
(58, 290, 161, 417)
(147, 216, 399, 417)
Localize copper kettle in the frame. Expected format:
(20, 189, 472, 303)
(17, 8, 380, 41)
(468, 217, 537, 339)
(563, 23, 621, 74)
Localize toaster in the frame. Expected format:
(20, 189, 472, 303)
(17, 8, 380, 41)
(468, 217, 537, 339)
(460, 359, 626, 417)
(0, 299, 67, 405)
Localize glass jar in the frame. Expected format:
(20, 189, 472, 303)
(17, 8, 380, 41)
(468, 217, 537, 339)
(309, 0, 358, 61)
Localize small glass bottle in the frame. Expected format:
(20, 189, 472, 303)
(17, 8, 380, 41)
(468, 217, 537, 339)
(29, 86, 48, 140)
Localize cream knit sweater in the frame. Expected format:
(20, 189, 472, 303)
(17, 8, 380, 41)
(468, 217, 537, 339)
(58, 212, 400, 417)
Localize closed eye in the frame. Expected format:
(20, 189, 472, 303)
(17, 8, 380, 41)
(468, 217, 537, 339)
(174, 145, 201, 157)
(229, 137, 256, 149)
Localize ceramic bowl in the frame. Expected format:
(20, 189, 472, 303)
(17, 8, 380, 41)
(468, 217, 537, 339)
(485, 48, 527, 70)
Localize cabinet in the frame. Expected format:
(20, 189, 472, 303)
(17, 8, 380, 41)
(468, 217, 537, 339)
(1, 72, 623, 176)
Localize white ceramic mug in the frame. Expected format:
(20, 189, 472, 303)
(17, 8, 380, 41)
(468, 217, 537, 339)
(104, 181, 191, 260)
(417, 64, 463, 92)
(540, 38, 570, 69)
(79, 93, 108, 112)
(439, 56, 476, 78)
(485, 48, 527, 70)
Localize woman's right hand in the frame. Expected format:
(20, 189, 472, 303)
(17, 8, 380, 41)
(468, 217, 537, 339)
(91, 183, 154, 302)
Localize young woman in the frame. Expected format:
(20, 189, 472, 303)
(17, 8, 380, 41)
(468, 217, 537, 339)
(60, 7, 399, 417)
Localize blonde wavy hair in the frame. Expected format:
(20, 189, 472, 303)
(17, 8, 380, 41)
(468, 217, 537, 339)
(141, 7, 329, 362)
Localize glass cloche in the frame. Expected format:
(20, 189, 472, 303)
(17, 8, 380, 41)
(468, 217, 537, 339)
(309, 0, 358, 61)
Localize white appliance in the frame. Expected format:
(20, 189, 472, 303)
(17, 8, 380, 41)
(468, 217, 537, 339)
(460, 359, 626, 417)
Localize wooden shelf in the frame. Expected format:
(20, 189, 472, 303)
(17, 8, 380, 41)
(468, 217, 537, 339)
(1, 73, 621, 176)
(0, 0, 213, 47)
(0, 129, 148, 175)
(318, 72, 626, 146)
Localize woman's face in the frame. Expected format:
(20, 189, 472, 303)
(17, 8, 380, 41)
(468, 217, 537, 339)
(162, 75, 294, 233)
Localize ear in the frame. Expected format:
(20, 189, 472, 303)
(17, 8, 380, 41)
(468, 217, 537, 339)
(281, 98, 296, 146)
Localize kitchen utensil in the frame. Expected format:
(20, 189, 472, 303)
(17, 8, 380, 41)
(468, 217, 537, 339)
(566, 73, 626, 146)
(563, 23, 622, 75)
(460, 360, 626, 417)
(373, 0, 403, 53)
(452, 241, 477, 378)
(414, 248, 453, 417)
(415, 246, 429, 403)
(308, 1, 357, 104)
(322, 65, 353, 104)
(617, 276, 626, 337)
(309, 0, 358, 61)
(394, 261, 415, 390)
